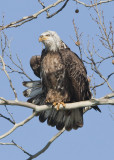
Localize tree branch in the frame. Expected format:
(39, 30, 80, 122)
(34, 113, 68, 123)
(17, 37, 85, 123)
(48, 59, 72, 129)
(0, 0, 65, 30)
(75, 0, 114, 7)
(27, 128, 65, 160)
(0, 56, 18, 100)
(47, 0, 69, 18)
(0, 93, 114, 113)
(0, 112, 36, 140)
(0, 113, 15, 125)
(0, 92, 113, 140)
(0, 141, 32, 156)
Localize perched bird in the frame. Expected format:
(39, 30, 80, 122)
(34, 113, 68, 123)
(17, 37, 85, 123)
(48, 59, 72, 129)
(23, 31, 101, 131)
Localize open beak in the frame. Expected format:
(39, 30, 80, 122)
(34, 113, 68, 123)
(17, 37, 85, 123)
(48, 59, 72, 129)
(39, 35, 49, 42)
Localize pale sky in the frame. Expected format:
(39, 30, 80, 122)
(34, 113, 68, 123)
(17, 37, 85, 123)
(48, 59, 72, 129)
(0, 0, 114, 160)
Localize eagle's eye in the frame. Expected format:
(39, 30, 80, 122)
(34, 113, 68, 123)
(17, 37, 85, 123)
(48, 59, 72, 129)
(46, 34, 50, 37)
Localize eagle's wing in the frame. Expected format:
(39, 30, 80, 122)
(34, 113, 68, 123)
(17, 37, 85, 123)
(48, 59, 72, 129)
(23, 55, 45, 105)
(30, 55, 41, 78)
(57, 48, 91, 130)
(60, 48, 91, 101)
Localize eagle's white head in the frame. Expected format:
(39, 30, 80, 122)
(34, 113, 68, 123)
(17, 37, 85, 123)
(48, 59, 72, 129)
(39, 31, 67, 52)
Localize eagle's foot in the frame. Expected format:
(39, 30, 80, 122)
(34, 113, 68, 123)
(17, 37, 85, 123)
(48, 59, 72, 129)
(45, 99, 50, 103)
(52, 102, 66, 110)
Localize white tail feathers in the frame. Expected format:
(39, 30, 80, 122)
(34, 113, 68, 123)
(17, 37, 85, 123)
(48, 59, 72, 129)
(23, 80, 41, 88)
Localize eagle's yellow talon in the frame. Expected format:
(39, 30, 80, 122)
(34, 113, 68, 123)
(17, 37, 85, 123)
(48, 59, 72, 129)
(53, 102, 57, 106)
(57, 103, 60, 110)
(60, 102, 66, 108)
(46, 99, 50, 103)
(52, 102, 65, 110)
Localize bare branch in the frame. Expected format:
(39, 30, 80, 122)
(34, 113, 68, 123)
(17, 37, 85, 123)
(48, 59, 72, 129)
(47, 0, 69, 18)
(91, 3, 114, 54)
(0, 93, 114, 112)
(38, 0, 50, 17)
(5, 105, 16, 124)
(0, 56, 18, 100)
(12, 140, 32, 156)
(74, 0, 114, 7)
(0, 113, 15, 124)
(0, 140, 32, 156)
(0, 112, 36, 140)
(27, 128, 65, 160)
(72, 19, 83, 59)
(0, 93, 113, 113)
(0, 0, 65, 30)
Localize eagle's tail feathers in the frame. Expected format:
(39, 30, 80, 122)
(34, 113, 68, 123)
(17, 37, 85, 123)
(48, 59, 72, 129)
(22, 80, 41, 88)
(73, 109, 83, 129)
(65, 115, 73, 131)
(39, 108, 83, 131)
(27, 94, 45, 105)
(39, 110, 51, 122)
(23, 81, 42, 99)
(47, 109, 57, 127)
(61, 109, 83, 131)
(55, 110, 65, 130)
(93, 105, 101, 112)
(23, 87, 42, 98)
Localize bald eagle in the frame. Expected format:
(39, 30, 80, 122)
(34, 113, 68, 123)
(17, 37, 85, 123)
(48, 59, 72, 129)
(23, 31, 100, 131)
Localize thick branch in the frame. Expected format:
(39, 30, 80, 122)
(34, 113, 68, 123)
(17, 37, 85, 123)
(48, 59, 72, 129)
(0, 93, 114, 113)
(0, 93, 113, 143)
(0, 93, 113, 158)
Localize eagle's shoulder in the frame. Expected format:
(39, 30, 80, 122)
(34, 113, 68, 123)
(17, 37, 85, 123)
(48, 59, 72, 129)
(59, 48, 87, 74)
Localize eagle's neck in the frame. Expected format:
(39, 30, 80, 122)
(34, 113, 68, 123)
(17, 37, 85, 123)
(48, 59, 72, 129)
(45, 40, 67, 52)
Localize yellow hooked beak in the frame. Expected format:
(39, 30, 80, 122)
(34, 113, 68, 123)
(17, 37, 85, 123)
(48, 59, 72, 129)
(39, 35, 49, 42)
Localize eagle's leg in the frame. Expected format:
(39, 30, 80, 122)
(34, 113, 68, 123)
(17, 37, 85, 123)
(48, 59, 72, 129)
(53, 102, 66, 110)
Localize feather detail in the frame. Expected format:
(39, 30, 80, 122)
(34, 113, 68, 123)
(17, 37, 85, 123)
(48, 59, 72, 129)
(27, 94, 45, 105)
(55, 110, 65, 130)
(23, 87, 42, 98)
(22, 80, 41, 88)
(47, 108, 57, 127)
(39, 110, 51, 122)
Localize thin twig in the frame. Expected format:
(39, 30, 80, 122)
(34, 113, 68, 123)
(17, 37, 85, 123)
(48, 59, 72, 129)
(27, 128, 65, 160)
(0, 141, 32, 156)
(5, 105, 15, 124)
(0, 0, 65, 30)
(0, 56, 18, 100)
(0, 112, 36, 140)
(47, 0, 69, 18)
(0, 113, 15, 124)
(74, 0, 113, 7)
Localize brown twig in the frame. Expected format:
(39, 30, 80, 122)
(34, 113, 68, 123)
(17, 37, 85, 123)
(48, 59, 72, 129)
(47, 0, 69, 18)
(72, 19, 83, 59)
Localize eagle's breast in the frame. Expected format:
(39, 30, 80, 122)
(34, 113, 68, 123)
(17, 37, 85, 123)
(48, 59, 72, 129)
(41, 51, 63, 74)
(40, 51, 70, 103)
